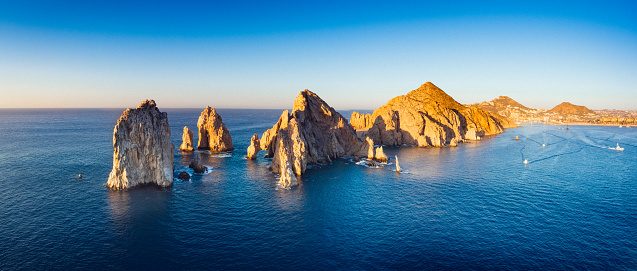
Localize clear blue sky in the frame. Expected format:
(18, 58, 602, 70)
(1, 0, 636, 110)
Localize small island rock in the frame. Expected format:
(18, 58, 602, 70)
(107, 99, 174, 189)
(246, 134, 261, 160)
(179, 126, 194, 151)
(197, 106, 233, 152)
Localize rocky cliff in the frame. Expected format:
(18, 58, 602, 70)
(197, 106, 234, 152)
(107, 100, 174, 189)
(259, 90, 362, 187)
(351, 82, 513, 147)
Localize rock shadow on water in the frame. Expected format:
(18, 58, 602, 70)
(107, 187, 172, 234)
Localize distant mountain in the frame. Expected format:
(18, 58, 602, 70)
(546, 102, 594, 115)
(473, 96, 541, 120)
(475, 96, 632, 125)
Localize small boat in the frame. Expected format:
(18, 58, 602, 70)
(523, 159, 528, 165)
(542, 144, 546, 148)
(615, 143, 624, 151)
(619, 125, 623, 128)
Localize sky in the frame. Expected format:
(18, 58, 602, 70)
(1, 0, 636, 110)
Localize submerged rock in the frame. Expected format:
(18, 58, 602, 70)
(197, 106, 233, 152)
(107, 100, 174, 189)
(179, 126, 194, 151)
(178, 171, 190, 181)
(189, 153, 207, 174)
(246, 134, 261, 160)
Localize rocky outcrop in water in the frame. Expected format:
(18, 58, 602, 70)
(351, 82, 512, 147)
(107, 100, 174, 189)
(189, 153, 207, 174)
(179, 126, 194, 151)
(261, 90, 361, 178)
(246, 134, 261, 160)
(374, 146, 388, 163)
(178, 171, 190, 181)
(197, 106, 233, 152)
(279, 161, 299, 188)
(395, 155, 401, 173)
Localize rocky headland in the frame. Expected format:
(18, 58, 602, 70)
(253, 82, 513, 188)
(351, 82, 514, 147)
(197, 106, 234, 152)
(107, 100, 174, 189)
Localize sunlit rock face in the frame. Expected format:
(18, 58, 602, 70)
(350, 111, 373, 130)
(107, 100, 174, 189)
(351, 82, 512, 147)
(197, 106, 233, 152)
(246, 134, 261, 160)
(179, 126, 194, 151)
(261, 90, 362, 179)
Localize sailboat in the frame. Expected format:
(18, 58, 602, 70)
(615, 143, 624, 151)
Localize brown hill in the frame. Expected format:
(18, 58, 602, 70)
(547, 102, 594, 115)
(351, 82, 515, 147)
(485, 96, 530, 111)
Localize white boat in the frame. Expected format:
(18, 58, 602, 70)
(619, 125, 623, 128)
(615, 143, 624, 151)
(523, 159, 528, 165)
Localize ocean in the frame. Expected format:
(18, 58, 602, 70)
(0, 108, 635, 270)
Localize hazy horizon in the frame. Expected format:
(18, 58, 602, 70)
(1, 1, 636, 110)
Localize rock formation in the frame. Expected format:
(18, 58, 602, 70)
(395, 155, 402, 173)
(189, 153, 207, 174)
(351, 82, 513, 147)
(178, 171, 190, 181)
(350, 111, 373, 130)
(246, 134, 261, 160)
(256, 83, 513, 185)
(107, 100, 174, 189)
(197, 106, 233, 152)
(179, 126, 194, 151)
(280, 161, 299, 188)
(260, 90, 361, 177)
(374, 146, 388, 163)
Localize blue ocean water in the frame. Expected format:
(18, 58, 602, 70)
(0, 108, 636, 270)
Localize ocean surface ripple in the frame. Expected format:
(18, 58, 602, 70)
(0, 109, 635, 270)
